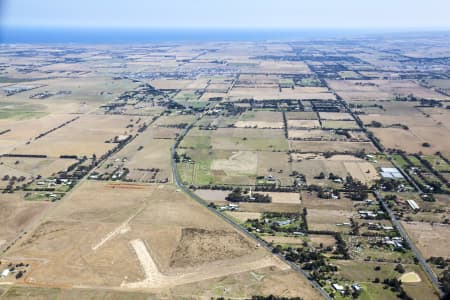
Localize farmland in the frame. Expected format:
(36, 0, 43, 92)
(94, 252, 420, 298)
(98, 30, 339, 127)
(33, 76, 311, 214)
(1, 35, 449, 299)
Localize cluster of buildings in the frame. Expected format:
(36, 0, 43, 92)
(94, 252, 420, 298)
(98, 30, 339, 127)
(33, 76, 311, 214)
(358, 210, 385, 219)
(367, 222, 394, 231)
(367, 236, 404, 250)
(332, 283, 362, 295)
(36, 178, 72, 187)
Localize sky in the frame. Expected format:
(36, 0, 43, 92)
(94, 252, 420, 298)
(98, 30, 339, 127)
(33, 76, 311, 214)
(2, 0, 450, 30)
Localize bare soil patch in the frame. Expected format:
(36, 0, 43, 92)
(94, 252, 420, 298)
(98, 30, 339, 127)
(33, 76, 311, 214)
(169, 228, 254, 268)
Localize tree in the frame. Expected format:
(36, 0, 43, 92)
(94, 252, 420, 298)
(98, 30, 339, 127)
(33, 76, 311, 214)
(395, 263, 405, 274)
(315, 172, 325, 179)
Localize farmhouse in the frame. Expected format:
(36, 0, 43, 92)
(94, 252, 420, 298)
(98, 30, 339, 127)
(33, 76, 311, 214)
(275, 219, 293, 227)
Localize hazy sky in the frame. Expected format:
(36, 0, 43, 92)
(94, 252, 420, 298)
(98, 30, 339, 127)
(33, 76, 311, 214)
(2, 0, 450, 29)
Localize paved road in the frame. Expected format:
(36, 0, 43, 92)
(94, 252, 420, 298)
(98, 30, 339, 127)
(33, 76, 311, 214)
(171, 118, 332, 300)
(374, 191, 443, 296)
(324, 86, 441, 296)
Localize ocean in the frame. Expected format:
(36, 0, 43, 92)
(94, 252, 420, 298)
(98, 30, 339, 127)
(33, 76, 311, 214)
(0, 27, 393, 44)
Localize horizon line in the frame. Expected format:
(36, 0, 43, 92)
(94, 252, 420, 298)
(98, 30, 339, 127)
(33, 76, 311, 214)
(3, 25, 450, 32)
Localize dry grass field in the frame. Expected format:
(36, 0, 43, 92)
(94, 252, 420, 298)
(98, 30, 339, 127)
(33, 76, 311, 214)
(291, 154, 379, 185)
(401, 222, 450, 259)
(309, 234, 336, 248)
(327, 79, 449, 101)
(371, 127, 450, 155)
(307, 208, 354, 232)
(228, 86, 335, 101)
(1, 181, 322, 298)
(286, 112, 318, 120)
(154, 114, 197, 127)
(0, 193, 52, 252)
(9, 114, 134, 157)
(194, 189, 230, 202)
(359, 102, 450, 154)
(0, 113, 76, 154)
(266, 192, 301, 204)
(288, 129, 337, 139)
(211, 150, 258, 178)
(227, 211, 262, 223)
(319, 112, 353, 120)
(98, 131, 174, 182)
(289, 140, 377, 153)
(321, 120, 359, 129)
(150, 79, 208, 90)
(0, 157, 77, 184)
(261, 236, 304, 246)
(255, 60, 311, 74)
(287, 119, 321, 129)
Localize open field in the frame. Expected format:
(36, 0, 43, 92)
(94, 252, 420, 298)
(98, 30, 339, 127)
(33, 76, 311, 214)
(401, 222, 450, 259)
(319, 112, 353, 120)
(154, 114, 196, 127)
(95, 125, 173, 182)
(291, 154, 379, 185)
(0, 102, 47, 120)
(301, 192, 355, 211)
(228, 86, 335, 101)
(359, 101, 450, 154)
(10, 114, 134, 157)
(287, 119, 321, 129)
(1, 181, 320, 297)
(286, 112, 318, 120)
(261, 235, 304, 246)
(0, 193, 52, 252)
(321, 120, 359, 129)
(0, 113, 76, 154)
(327, 79, 450, 101)
(227, 211, 263, 223)
(371, 127, 450, 155)
(307, 208, 354, 232)
(289, 140, 377, 153)
(0, 157, 77, 186)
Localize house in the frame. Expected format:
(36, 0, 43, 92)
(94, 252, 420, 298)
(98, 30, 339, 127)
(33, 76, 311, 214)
(332, 283, 344, 291)
(275, 219, 292, 227)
